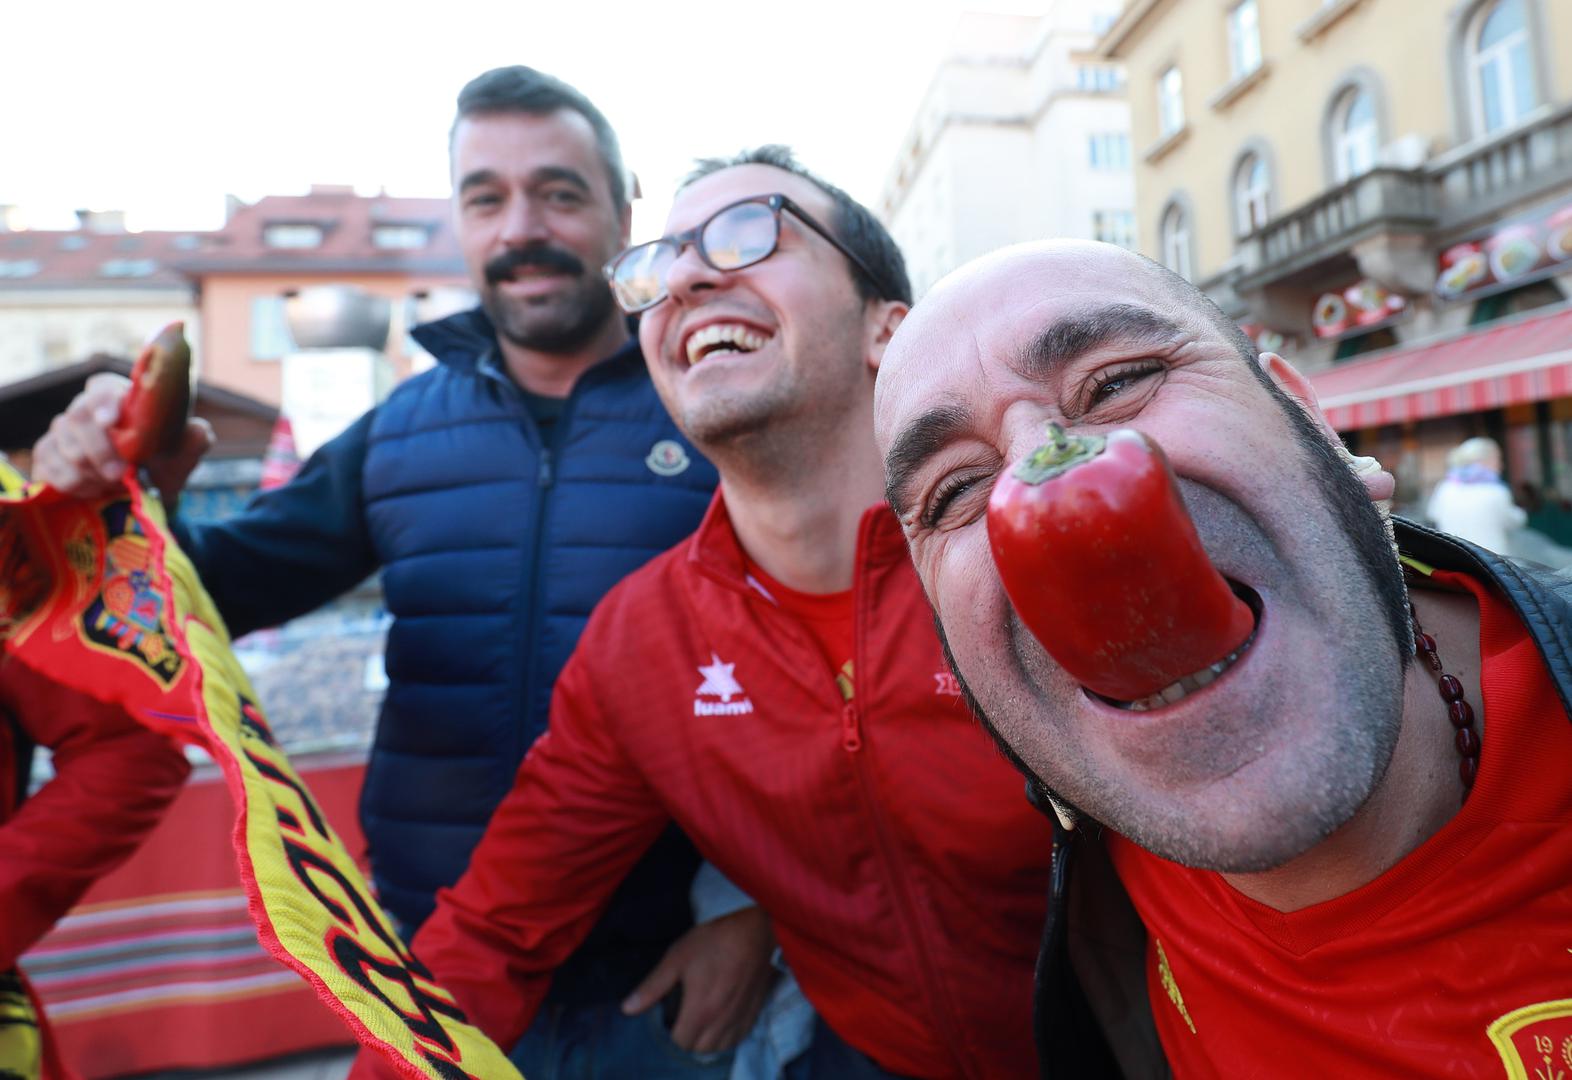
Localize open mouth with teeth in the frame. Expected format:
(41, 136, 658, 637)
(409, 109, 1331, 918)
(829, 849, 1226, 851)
(684, 323, 773, 365)
(1091, 582, 1264, 713)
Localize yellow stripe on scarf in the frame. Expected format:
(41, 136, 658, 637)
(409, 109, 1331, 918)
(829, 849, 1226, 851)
(0, 463, 518, 1079)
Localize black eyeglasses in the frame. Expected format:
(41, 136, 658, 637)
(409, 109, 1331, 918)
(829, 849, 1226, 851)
(603, 193, 883, 313)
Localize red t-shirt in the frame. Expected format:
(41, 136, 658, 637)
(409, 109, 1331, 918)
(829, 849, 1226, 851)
(1107, 569, 1572, 1078)
(744, 558, 856, 700)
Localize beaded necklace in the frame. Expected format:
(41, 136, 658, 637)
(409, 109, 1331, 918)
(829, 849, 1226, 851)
(1409, 601, 1481, 802)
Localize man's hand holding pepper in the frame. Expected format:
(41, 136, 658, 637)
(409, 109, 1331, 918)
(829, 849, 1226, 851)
(32, 374, 213, 500)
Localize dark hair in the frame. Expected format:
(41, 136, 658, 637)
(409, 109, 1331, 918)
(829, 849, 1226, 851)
(680, 145, 913, 307)
(452, 66, 629, 213)
(1132, 252, 1258, 363)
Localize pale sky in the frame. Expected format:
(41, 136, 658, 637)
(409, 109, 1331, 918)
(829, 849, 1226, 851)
(4, 0, 1058, 243)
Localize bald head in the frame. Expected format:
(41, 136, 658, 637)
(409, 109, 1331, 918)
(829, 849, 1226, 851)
(876, 241, 1264, 500)
(883, 242, 1252, 409)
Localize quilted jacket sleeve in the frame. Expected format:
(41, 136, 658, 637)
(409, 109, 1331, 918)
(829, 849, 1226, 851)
(353, 638, 674, 1069)
(0, 660, 191, 968)
(172, 411, 379, 638)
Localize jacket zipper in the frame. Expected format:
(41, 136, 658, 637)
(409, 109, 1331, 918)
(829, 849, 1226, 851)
(840, 701, 862, 752)
(840, 514, 975, 1078)
(513, 371, 578, 766)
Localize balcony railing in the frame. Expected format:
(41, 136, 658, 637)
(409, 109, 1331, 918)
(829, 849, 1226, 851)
(1242, 168, 1436, 284)
(1433, 101, 1572, 229)
(1236, 101, 1572, 290)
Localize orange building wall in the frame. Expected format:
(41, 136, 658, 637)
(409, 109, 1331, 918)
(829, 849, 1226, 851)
(196, 272, 470, 404)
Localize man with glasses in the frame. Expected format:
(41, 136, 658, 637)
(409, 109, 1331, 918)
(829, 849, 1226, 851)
(350, 148, 1056, 1080)
(30, 67, 778, 1079)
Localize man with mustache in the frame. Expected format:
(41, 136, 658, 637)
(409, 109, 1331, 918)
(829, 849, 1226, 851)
(30, 67, 776, 1078)
(349, 147, 1057, 1080)
(874, 239, 1572, 1077)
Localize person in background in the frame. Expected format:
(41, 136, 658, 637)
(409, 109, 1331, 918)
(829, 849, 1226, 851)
(28, 66, 776, 1078)
(348, 147, 1058, 1080)
(1424, 436, 1525, 554)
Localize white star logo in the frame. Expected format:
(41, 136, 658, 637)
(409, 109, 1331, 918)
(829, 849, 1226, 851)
(696, 653, 745, 701)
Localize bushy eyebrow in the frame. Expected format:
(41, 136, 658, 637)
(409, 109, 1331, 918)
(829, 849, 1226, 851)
(1013, 303, 1184, 380)
(457, 165, 591, 196)
(884, 403, 976, 519)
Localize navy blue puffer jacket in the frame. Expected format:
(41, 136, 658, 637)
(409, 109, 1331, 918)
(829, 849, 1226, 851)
(176, 308, 717, 998)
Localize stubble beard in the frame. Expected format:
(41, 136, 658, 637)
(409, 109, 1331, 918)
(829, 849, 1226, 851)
(484, 276, 618, 355)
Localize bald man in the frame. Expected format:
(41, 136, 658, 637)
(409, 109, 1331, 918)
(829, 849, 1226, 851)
(874, 240, 1572, 1078)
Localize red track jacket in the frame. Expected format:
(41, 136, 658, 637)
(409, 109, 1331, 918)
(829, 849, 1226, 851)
(388, 497, 1055, 1079)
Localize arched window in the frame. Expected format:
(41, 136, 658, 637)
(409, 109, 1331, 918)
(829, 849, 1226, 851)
(1469, 0, 1539, 135)
(1331, 89, 1379, 182)
(1233, 153, 1272, 237)
(1160, 202, 1193, 281)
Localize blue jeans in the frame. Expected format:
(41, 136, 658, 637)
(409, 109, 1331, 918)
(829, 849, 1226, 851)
(783, 1017, 907, 1080)
(510, 999, 734, 1080)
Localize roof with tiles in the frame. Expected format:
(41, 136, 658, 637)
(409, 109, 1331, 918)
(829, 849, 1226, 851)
(0, 186, 464, 287)
(0, 223, 204, 288)
(177, 185, 462, 274)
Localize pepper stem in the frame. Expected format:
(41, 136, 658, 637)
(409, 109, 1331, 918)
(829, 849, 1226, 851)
(1012, 423, 1106, 485)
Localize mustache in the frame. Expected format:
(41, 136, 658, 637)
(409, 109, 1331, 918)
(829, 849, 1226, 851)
(485, 246, 586, 285)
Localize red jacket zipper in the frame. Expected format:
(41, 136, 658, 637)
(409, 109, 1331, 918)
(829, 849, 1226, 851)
(840, 511, 976, 1078)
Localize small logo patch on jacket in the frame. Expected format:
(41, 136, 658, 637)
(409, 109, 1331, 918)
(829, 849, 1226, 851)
(695, 653, 754, 716)
(646, 440, 691, 476)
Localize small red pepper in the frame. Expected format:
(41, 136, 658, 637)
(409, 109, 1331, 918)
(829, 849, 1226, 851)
(108, 322, 192, 465)
(987, 423, 1254, 702)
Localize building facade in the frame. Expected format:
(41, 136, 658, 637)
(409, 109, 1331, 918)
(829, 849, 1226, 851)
(0, 187, 471, 405)
(0, 210, 203, 383)
(177, 185, 470, 404)
(881, 2, 1133, 299)
(1103, 0, 1572, 530)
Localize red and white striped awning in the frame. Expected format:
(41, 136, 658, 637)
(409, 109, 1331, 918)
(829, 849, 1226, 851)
(1310, 304, 1572, 431)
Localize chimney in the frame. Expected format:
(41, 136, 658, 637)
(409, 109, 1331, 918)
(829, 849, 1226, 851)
(75, 209, 128, 233)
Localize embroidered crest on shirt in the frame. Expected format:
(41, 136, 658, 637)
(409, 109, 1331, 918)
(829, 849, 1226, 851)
(836, 660, 855, 702)
(645, 439, 692, 477)
(1155, 939, 1197, 1035)
(695, 653, 754, 716)
(1487, 997, 1572, 1078)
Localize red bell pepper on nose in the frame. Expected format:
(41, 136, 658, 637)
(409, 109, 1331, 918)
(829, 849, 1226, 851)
(108, 322, 192, 465)
(987, 423, 1254, 702)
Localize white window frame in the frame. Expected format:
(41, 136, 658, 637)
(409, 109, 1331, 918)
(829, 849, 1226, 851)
(263, 223, 324, 250)
(1227, 0, 1262, 80)
(1331, 89, 1379, 182)
(1093, 210, 1137, 249)
(1233, 154, 1272, 236)
(1158, 67, 1185, 136)
(250, 295, 295, 360)
(1088, 133, 1131, 171)
(1468, 0, 1537, 136)
(1160, 205, 1192, 280)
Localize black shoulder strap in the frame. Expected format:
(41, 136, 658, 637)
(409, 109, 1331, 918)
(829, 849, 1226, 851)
(1028, 779, 1126, 1078)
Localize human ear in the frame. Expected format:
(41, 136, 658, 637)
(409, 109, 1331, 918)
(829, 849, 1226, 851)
(1259, 352, 1395, 506)
(865, 301, 910, 374)
(618, 200, 634, 248)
